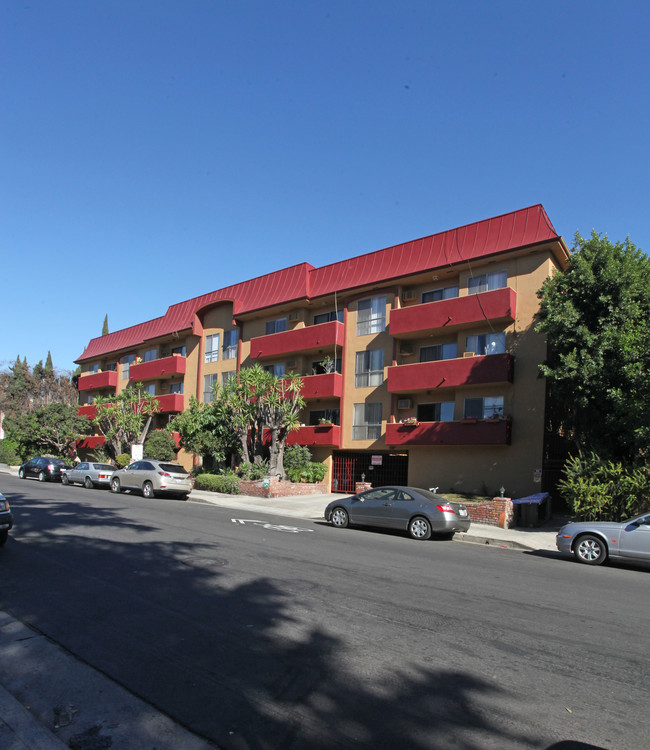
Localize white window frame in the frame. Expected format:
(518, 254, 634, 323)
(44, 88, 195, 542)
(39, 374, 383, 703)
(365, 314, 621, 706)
(263, 363, 285, 378)
(223, 329, 238, 360)
(416, 401, 455, 422)
(421, 285, 459, 304)
(354, 349, 384, 388)
(143, 383, 156, 395)
(205, 333, 220, 363)
(357, 295, 386, 336)
(169, 381, 184, 394)
(222, 370, 236, 384)
(419, 342, 457, 363)
(466, 332, 506, 356)
(352, 402, 382, 440)
(203, 373, 219, 403)
(144, 349, 157, 362)
(265, 318, 287, 335)
(464, 396, 504, 419)
(121, 354, 135, 380)
(468, 270, 507, 295)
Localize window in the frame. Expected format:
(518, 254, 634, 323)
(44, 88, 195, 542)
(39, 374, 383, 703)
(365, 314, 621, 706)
(466, 332, 506, 356)
(417, 402, 455, 422)
(311, 357, 342, 375)
(171, 345, 186, 357)
(205, 334, 220, 363)
(223, 329, 238, 360)
(352, 402, 382, 440)
(88, 363, 99, 373)
(464, 396, 504, 419)
(355, 349, 384, 387)
(419, 342, 457, 362)
(222, 370, 236, 384)
(468, 270, 507, 294)
(105, 362, 117, 371)
(265, 318, 287, 335)
(121, 354, 135, 380)
(314, 310, 343, 325)
(169, 382, 184, 394)
(144, 349, 157, 362)
(357, 295, 386, 335)
(263, 363, 285, 377)
(143, 383, 156, 395)
(203, 373, 218, 402)
(421, 285, 459, 304)
(309, 408, 340, 425)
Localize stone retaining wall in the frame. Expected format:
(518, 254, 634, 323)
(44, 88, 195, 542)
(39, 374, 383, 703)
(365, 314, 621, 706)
(238, 476, 328, 499)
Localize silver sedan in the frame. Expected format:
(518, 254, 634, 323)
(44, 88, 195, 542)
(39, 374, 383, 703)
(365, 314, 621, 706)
(63, 462, 115, 489)
(556, 511, 650, 565)
(325, 486, 470, 540)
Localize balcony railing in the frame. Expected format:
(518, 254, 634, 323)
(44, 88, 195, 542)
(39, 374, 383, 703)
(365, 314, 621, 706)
(300, 373, 343, 400)
(77, 435, 106, 450)
(77, 370, 118, 392)
(154, 393, 185, 413)
(78, 405, 98, 419)
(249, 321, 344, 360)
(385, 419, 511, 446)
(286, 424, 341, 447)
(129, 355, 186, 382)
(387, 353, 513, 393)
(390, 288, 516, 339)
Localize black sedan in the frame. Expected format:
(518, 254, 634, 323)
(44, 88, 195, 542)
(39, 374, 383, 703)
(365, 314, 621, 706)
(325, 486, 471, 540)
(0, 492, 13, 546)
(18, 456, 71, 482)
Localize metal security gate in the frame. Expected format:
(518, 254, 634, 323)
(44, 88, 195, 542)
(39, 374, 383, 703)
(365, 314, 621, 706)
(332, 452, 409, 493)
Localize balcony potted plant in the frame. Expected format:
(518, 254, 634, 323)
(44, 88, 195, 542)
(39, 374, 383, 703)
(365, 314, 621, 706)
(399, 416, 419, 427)
(318, 417, 334, 427)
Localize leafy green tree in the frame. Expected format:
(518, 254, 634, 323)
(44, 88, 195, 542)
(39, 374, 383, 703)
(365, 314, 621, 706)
(167, 396, 237, 467)
(0, 356, 77, 418)
(4, 403, 88, 459)
(91, 384, 159, 458)
(144, 429, 177, 461)
(536, 231, 650, 463)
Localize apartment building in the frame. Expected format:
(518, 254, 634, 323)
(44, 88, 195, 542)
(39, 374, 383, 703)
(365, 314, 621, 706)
(76, 204, 569, 497)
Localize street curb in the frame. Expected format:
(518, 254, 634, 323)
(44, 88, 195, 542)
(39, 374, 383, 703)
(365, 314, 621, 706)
(453, 532, 534, 551)
(0, 682, 69, 750)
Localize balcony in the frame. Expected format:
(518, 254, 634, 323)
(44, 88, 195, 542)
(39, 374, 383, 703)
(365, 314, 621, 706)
(249, 321, 344, 360)
(387, 353, 513, 393)
(385, 419, 511, 446)
(78, 405, 98, 420)
(154, 393, 185, 413)
(300, 373, 342, 400)
(77, 370, 118, 392)
(286, 424, 340, 447)
(390, 288, 516, 339)
(77, 435, 106, 450)
(129, 355, 186, 382)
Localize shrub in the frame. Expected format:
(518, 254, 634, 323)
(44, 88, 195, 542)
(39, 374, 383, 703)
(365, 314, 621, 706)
(144, 430, 177, 461)
(558, 452, 650, 521)
(194, 473, 241, 494)
(237, 460, 269, 480)
(284, 445, 312, 474)
(115, 453, 131, 468)
(286, 462, 327, 484)
(0, 439, 21, 465)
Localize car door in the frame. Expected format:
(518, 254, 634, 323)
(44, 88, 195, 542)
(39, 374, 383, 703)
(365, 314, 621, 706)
(120, 462, 142, 489)
(70, 463, 88, 484)
(617, 514, 650, 560)
(348, 488, 397, 527)
(372, 488, 420, 529)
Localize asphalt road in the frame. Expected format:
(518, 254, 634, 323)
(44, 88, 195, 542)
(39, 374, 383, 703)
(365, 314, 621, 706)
(1, 476, 648, 750)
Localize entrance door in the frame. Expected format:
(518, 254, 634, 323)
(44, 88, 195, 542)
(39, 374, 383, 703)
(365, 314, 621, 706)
(332, 452, 409, 493)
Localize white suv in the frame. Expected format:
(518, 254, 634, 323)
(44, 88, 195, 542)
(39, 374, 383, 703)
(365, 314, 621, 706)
(110, 459, 193, 500)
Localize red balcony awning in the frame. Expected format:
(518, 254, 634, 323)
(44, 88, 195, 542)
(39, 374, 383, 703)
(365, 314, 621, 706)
(386, 420, 511, 446)
(77, 370, 118, 392)
(130, 355, 186, 382)
(387, 353, 513, 393)
(250, 321, 344, 360)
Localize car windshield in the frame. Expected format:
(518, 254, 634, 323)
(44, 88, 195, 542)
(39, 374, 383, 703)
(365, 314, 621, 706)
(158, 464, 186, 474)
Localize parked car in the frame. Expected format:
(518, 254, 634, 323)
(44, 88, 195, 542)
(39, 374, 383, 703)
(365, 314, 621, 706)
(110, 459, 193, 499)
(0, 492, 13, 546)
(18, 456, 71, 482)
(325, 486, 471, 540)
(62, 462, 115, 489)
(556, 511, 650, 565)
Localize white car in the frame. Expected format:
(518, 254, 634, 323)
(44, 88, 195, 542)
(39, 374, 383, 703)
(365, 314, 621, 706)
(556, 511, 650, 565)
(62, 462, 116, 489)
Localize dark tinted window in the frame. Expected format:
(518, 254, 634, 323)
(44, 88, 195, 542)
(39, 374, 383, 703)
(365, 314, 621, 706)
(93, 464, 114, 471)
(141, 462, 155, 470)
(158, 464, 186, 474)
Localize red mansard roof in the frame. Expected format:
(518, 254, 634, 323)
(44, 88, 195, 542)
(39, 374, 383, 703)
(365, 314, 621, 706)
(76, 204, 563, 362)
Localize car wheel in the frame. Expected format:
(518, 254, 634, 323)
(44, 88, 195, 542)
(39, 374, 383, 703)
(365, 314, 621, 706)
(0, 530, 8, 546)
(142, 481, 155, 499)
(84, 477, 94, 490)
(408, 516, 432, 540)
(330, 507, 349, 528)
(62, 474, 70, 486)
(111, 477, 121, 494)
(575, 534, 607, 565)
(18, 468, 25, 479)
(38, 471, 46, 482)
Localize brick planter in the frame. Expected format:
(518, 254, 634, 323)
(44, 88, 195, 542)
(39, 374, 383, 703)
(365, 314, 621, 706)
(238, 476, 328, 499)
(465, 498, 514, 529)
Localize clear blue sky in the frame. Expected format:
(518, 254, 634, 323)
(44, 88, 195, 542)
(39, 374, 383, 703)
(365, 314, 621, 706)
(2, 1, 649, 373)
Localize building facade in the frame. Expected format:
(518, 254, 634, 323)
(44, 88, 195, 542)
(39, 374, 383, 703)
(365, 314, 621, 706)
(76, 205, 569, 497)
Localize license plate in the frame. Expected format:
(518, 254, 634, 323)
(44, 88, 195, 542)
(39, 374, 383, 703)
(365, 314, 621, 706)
(459, 509, 468, 517)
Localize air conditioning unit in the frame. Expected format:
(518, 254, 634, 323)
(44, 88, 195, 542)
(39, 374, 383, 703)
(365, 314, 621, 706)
(288, 311, 299, 321)
(402, 289, 418, 302)
(286, 360, 297, 369)
(397, 398, 412, 410)
(463, 351, 476, 358)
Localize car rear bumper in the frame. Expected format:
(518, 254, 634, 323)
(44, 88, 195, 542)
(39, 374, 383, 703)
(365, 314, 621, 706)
(433, 513, 471, 534)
